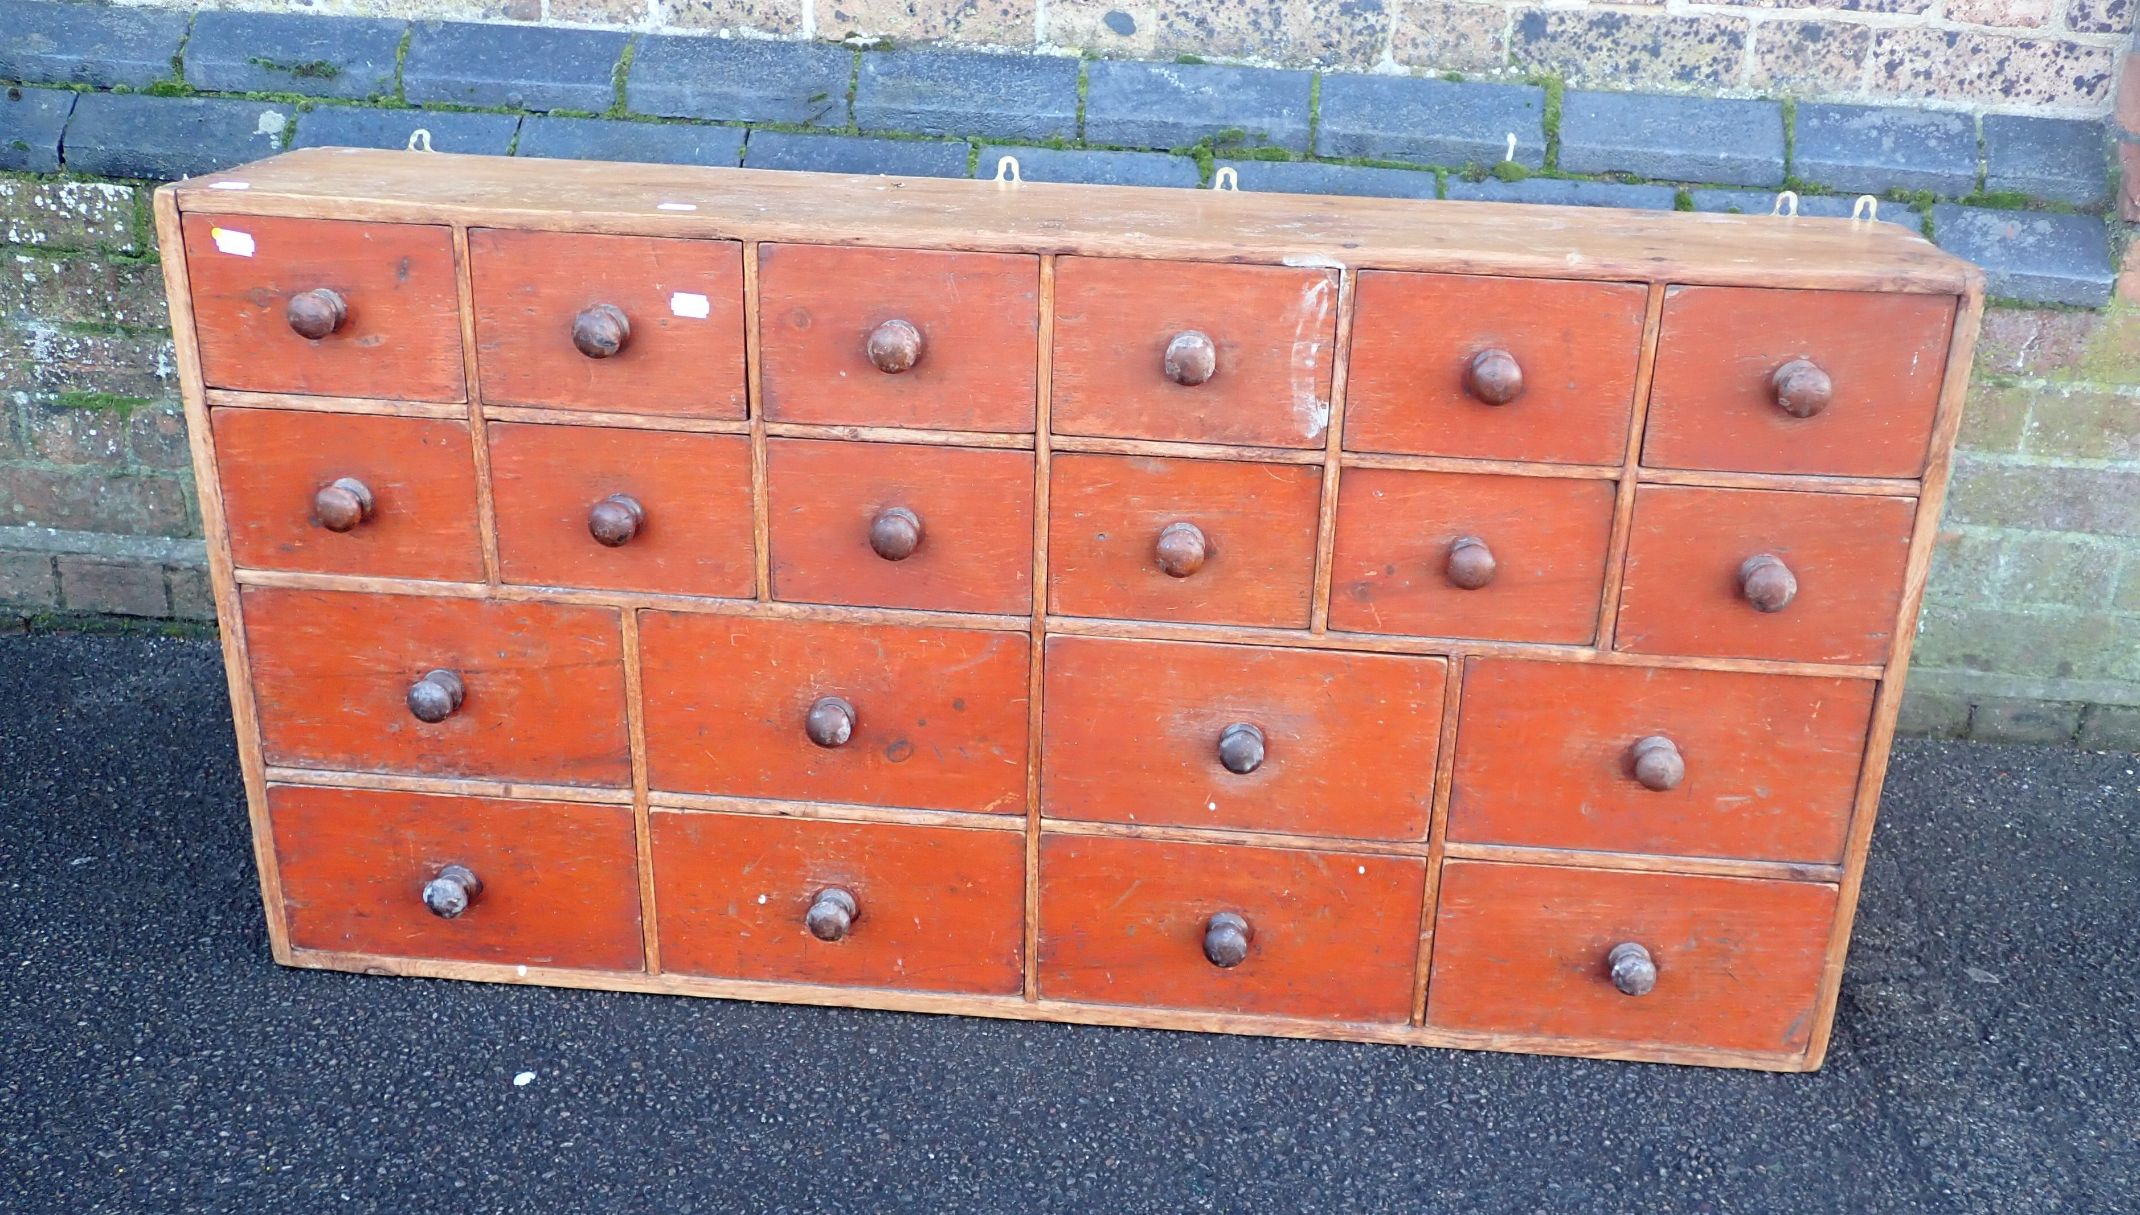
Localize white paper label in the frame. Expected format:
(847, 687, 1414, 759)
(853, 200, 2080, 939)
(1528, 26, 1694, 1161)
(669, 291, 711, 319)
(656, 201, 698, 212)
(210, 226, 255, 257)
(209, 181, 251, 191)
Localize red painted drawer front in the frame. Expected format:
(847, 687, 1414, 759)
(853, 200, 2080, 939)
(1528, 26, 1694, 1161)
(470, 229, 746, 418)
(212, 408, 484, 581)
(757, 244, 1039, 432)
(488, 422, 755, 598)
(652, 811, 1024, 994)
(1038, 834, 1425, 1022)
(1644, 286, 1956, 478)
(243, 588, 631, 786)
(1345, 272, 1646, 465)
(1450, 659, 1875, 864)
(640, 614, 1030, 814)
(183, 214, 464, 401)
(1047, 453, 1322, 628)
(1425, 861, 1837, 1057)
(1042, 636, 1445, 840)
(767, 438, 1034, 615)
(271, 784, 643, 970)
(1616, 486, 1916, 665)
(1051, 257, 1338, 449)
(1328, 468, 1616, 644)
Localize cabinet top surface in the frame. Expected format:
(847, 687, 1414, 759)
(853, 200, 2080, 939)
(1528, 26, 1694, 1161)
(170, 149, 1980, 295)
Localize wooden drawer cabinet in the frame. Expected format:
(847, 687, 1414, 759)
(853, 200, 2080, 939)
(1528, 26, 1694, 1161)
(165, 149, 1980, 1070)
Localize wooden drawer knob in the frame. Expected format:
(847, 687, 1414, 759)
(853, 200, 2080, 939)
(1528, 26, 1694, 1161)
(422, 864, 482, 919)
(1217, 722, 1266, 775)
(1164, 329, 1217, 386)
(1608, 941, 1657, 996)
(1155, 521, 1208, 578)
(1739, 553, 1798, 613)
(867, 319, 924, 373)
(1629, 735, 1685, 791)
(869, 506, 924, 561)
(806, 887, 859, 942)
(1445, 535, 1496, 590)
(572, 303, 632, 359)
(286, 288, 347, 340)
(1771, 358, 1833, 418)
(587, 493, 645, 547)
(313, 477, 375, 533)
(805, 695, 856, 748)
(1203, 911, 1252, 969)
(1464, 348, 1524, 405)
(407, 668, 465, 724)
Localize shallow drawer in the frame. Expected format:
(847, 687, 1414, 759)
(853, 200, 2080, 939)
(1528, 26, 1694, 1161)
(1041, 636, 1445, 840)
(767, 438, 1034, 615)
(213, 408, 484, 581)
(757, 244, 1039, 432)
(1643, 286, 1956, 479)
(470, 229, 746, 418)
(1038, 834, 1424, 1022)
(1046, 453, 1322, 629)
(183, 214, 464, 402)
(1424, 860, 1837, 1057)
(243, 587, 631, 786)
(1328, 468, 1616, 644)
(271, 784, 643, 970)
(651, 810, 1024, 994)
(1344, 272, 1646, 465)
(1450, 659, 1875, 864)
(639, 614, 1030, 814)
(1615, 485, 1916, 665)
(488, 422, 755, 598)
(1050, 258, 1338, 449)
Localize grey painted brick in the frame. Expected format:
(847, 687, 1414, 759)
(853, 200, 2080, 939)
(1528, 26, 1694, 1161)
(744, 132, 970, 178)
(1214, 159, 1439, 199)
(1446, 177, 1678, 210)
(977, 144, 1199, 188)
(1968, 697, 2083, 745)
(1690, 188, 1925, 233)
(1083, 60, 1311, 153)
(0, 550, 58, 611)
(1560, 91, 1784, 187)
(1793, 103, 1978, 197)
(517, 116, 743, 167)
(2078, 704, 2140, 752)
(55, 553, 166, 617)
(63, 93, 290, 181)
(1933, 205, 2113, 307)
(627, 35, 850, 127)
(854, 49, 1078, 143)
(1896, 688, 1971, 739)
(404, 21, 628, 113)
(2, 87, 73, 173)
(0, 0, 189, 89)
(1983, 115, 2110, 208)
(183, 10, 405, 102)
(291, 106, 519, 155)
(1316, 75, 1545, 169)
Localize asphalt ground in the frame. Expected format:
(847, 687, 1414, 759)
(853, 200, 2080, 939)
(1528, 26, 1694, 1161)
(2, 632, 2136, 1213)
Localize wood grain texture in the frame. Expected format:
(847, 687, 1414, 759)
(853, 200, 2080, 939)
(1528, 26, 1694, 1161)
(757, 244, 1039, 431)
(651, 809, 1025, 994)
(1643, 286, 1957, 479)
(469, 228, 747, 417)
(1344, 272, 1646, 465)
(1037, 833, 1426, 1022)
(639, 612, 1031, 814)
(766, 437, 1035, 615)
(1327, 468, 1617, 644)
(1449, 659, 1876, 864)
(1424, 860, 1837, 1056)
(486, 422, 756, 598)
(1050, 257, 1337, 449)
(182, 212, 465, 401)
(1041, 635, 1446, 840)
(270, 784, 644, 970)
(243, 587, 631, 786)
(1615, 486, 1917, 665)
